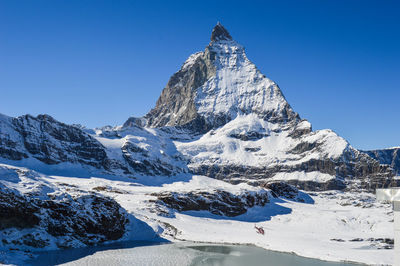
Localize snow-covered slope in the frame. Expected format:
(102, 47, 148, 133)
(1, 168, 394, 265)
(0, 113, 187, 177)
(0, 164, 128, 253)
(175, 113, 395, 191)
(196, 38, 297, 125)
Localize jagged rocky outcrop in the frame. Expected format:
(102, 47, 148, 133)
(150, 189, 269, 217)
(211, 22, 232, 42)
(0, 113, 111, 167)
(188, 147, 397, 192)
(0, 189, 128, 249)
(175, 114, 397, 192)
(262, 181, 314, 203)
(0, 164, 129, 250)
(263, 181, 300, 199)
(363, 147, 400, 175)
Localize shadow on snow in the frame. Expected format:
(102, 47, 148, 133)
(26, 214, 170, 266)
(178, 200, 293, 223)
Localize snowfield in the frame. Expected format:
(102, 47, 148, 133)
(175, 114, 349, 170)
(58, 175, 394, 265)
(0, 164, 393, 265)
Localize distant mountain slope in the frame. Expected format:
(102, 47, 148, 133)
(0, 113, 187, 177)
(363, 147, 400, 175)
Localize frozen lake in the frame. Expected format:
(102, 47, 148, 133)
(27, 241, 357, 266)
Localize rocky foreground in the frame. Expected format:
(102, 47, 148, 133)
(1, 166, 395, 265)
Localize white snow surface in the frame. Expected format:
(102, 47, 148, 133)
(176, 114, 349, 170)
(270, 171, 335, 183)
(93, 125, 188, 176)
(0, 163, 394, 265)
(195, 40, 292, 124)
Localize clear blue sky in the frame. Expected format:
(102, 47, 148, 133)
(0, 0, 399, 150)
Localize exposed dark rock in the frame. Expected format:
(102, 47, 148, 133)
(123, 117, 146, 128)
(363, 148, 400, 175)
(0, 113, 185, 177)
(2, 114, 110, 168)
(333, 237, 394, 250)
(210, 22, 232, 42)
(121, 141, 177, 176)
(150, 189, 269, 217)
(289, 142, 319, 154)
(43, 195, 128, 244)
(0, 188, 129, 249)
(92, 186, 128, 194)
(229, 131, 268, 141)
(122, 141, 147, 154)
(22, 233, 48, 248)
(0, 189, 40, 230)
(189, 151, 397, 192)
(144, 48, 216, 132)
(0, 139, 28, 160)
(263, 181, 300, 199)
(330, 238, 345, 242)
(287, 120, 312, 138)
(280, 179, 345, 192)
(349, 238, 364, 242)
(244, 147, 261, 152)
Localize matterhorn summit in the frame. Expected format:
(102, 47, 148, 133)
(210, 22, 233, 42)
(144, 23, 298, 132)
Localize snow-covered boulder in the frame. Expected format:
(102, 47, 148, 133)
(0, 164, 129, 250)
(150, 189, 269, 217)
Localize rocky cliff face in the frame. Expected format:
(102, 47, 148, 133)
(0, 113, 186, 177)
(0, 164, 129, 250)
(363, 147, 400, 175)
(151, 188, 269, 217)
(0, 114, 109, 167)
(175, 114, 396, 192)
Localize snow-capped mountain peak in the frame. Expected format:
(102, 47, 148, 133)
(210, 22, 233, 42)
(144, 24, 298, 132)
